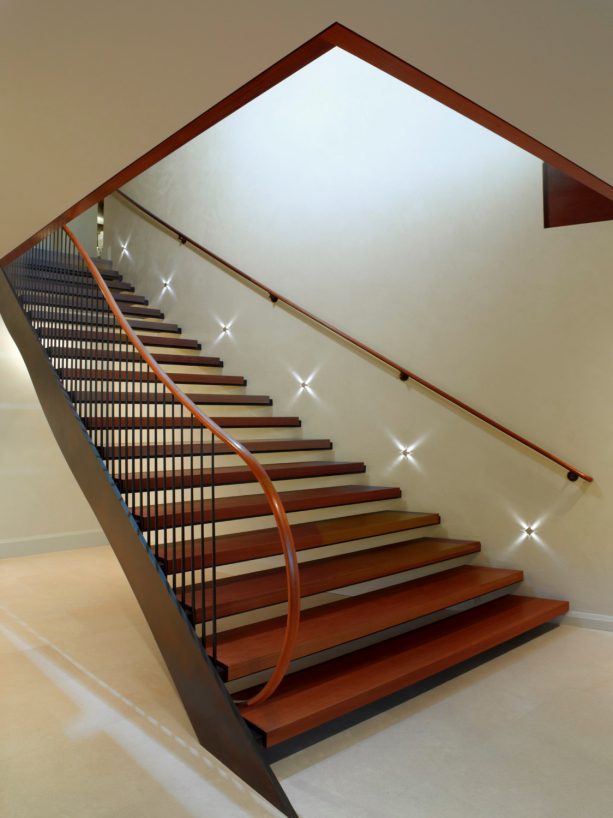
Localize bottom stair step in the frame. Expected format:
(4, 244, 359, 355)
(240, 594, 569, 746)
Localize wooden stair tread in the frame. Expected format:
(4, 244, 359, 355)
(240, 595, 569, 745)
(38, 327, 200, 349)
(71, 391, 272, 406)
(101, 437, 329, 460)
(21, 265, 122, 281)
(86, 415, 301, 430)
(119, 460, 365, 492)
(28, 290, 149, 305)
(19, 279, 135, 294)
(218, 560, 515, 678)
(112, 292, 148, 305)
(48, 348, 222, 366)
(23, 295, 163, 318)
(127, 320, 180, 333)
(22, 267, 121, 283)
(135, 484, 402, 529)
(30, 313, 180, 334)
(187, 538, 484, 623)
(59, 369, 246, 386)
(164, 510, 439, 571)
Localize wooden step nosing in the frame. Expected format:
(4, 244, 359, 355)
(136, 485, 402, 528)
(166, 511, 440, 571)
(241, 596, 569, 745)
(220, 563, 512, 678)
(119, 461, 366, 491)
(192, 540, 485, 621)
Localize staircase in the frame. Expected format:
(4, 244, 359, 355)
(0, 232, 569, 817)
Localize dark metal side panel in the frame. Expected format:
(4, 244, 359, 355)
(0, 267, 297, 818)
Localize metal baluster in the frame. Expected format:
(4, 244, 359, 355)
(200, 424, 205, 650)
(180, 403, 186, 608)
(211, 434, 217, 661)
(189, 412, 195, 637)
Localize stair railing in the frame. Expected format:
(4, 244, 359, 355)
(115, 188, 593, 483)
(4, 226, 300, 707)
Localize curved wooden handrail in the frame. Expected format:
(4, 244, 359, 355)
(115, 189, 593, 483)
(63, 225, 300, 707)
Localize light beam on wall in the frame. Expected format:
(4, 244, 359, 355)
(159, 272, 177, 301)
(385, 432, 428, 474)
(212, 316, 238, 344)
(117, 235, 132, 262)
(289, 367, 321, 405)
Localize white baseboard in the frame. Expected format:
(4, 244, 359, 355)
(564, 610, 613, 632)
(0, 529, 107, 558)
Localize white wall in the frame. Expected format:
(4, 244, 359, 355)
(106, 49, 613, 618)
(1, 1, 613, 262)
(0, 316, 105, 557)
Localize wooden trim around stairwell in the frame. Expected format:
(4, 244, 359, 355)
(2, 22, 612, 267)
(0, 31, 335, 267)
(321, 24, 613, 203)
(543, 163, 613, 228)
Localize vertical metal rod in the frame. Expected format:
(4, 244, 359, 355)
(199, 425, 205, 650)
(164, 376, 170, 591)
(189, 412, 195, 633)
(211, 434, 217, 662)
(180, 403, 186, 608)
(150, 371, 157, 562)
(171, 395, 178, 599)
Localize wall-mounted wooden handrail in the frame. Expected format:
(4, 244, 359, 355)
(115, 188, 593, 483)
(63, 224, 301, 707)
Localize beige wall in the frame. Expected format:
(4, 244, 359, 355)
(106, 49, 613, 619)
(1, 1, 613, 263)
(67, 204, 98, 258)
(0, 316, 105, 557)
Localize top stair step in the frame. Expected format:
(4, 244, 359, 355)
(240, 594, 569, 746)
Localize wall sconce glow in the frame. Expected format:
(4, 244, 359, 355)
(118, 236, 132, 261)
(213, 318, 237, 343)
(507, 514, 550, 552)
(517, 517, 544, 542)
(383, 431, 428, 476)
(159, 273, 176, 298)
(288, 367, 321, 405)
